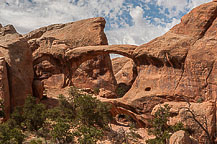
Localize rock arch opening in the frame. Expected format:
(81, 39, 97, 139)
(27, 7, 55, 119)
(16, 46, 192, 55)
(33, 44, 138, 100)
(63, 45, 138, 98)
(111, 55, 137, 98)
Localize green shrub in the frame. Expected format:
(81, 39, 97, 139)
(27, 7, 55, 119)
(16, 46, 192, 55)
(29, 139, 43, 144)
(146, 104, 185, 144)
(46, 94, 75, 122)
(196, 97, 204, 103)
(1, 87, 112, 143)
(75, 125, 104, 144)
(50, 119, 74, 144)
(93, 87, 100, 95)
(73, 93, 112, 128)
(0, 122, 25, 144)
(48, 87, 112, 144)
(24, 96, 46, 131)
(6, 95, 46, 133)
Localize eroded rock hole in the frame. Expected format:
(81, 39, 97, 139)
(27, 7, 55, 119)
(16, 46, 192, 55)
(145, 87, 151, 91)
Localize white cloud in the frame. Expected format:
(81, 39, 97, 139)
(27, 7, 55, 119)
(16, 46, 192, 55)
(189, 0, 212, 8)
(156, 0, 212, 18)
(106, 19, 177, 45)
(107, 0, 212, 45)
(106, 4, 181, 45)
(0, 0, 213, 48)
(130, 6, 144, 25)
(0, 0, 127, 33)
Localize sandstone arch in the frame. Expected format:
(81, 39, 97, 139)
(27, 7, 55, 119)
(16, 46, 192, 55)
(65, 44, 137, 71)
(33, 44, 138, 91)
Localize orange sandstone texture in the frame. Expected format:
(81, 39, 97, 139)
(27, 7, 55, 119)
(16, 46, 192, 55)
(25, 17, 117, 93)
(0, 24, 34, 110)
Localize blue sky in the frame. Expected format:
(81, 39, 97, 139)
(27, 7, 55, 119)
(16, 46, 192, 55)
(0, 0, 212, 46)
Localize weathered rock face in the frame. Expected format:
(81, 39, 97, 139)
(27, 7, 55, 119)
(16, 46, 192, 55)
(0, 57, 10, 119)
(172, 2, 217, 101)
(152, 101, 216, 143)
(169, 130, 198, 144)
(112, 57, 137, 86)
(0, 25, 34, 110)
(32, 80, 44, 100)
(112, 57, 130, 75)
(25, 17, 116, 94)
(113, 1, 217, 122)
(98, 88, 117, 98)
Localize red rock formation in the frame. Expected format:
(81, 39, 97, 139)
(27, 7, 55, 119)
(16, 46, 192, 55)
(118, 1, 217, 121)
(0, 1, 216, 133)
(112, 57, 130, 75)
(54, 0, 216, 127)
(25, 17, 116, 95)
(32, 80, 44, 100)
(67, 1, 217, 128)
(0, 57, 10, 119)
(169, 130, 198, 144)
(0, 25, 34, 110)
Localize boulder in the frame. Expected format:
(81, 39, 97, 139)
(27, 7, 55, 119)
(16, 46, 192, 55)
(152, 101, 216, 143)
(25, 17, 116, 97)
(169, 130, 198, 144)
(98, 88, 117, 98)
(0, 25, 34, 110)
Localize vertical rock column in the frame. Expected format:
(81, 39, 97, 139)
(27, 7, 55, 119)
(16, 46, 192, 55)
(0, 57, 10, 119)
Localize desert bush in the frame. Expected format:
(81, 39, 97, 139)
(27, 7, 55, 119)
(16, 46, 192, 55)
(1, 87, 113, 143)
(146, 104, 185, 144)
(22, 96, 46, 131)
(46, 94, 75, 122)
(75, 125, 104, 144)
(196, 97, 204, 103)
(9, 96, 46, 132)
(0, 122, 25, 144)
(48, 87, 112, 144)
(29, 139, 43, 144)
(73, 93, 112, 128)
(50, 118, 74, 144)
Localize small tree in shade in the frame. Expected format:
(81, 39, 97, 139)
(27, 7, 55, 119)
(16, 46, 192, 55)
(8, 95, 46, 132)
(22, 95, 47, 131)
